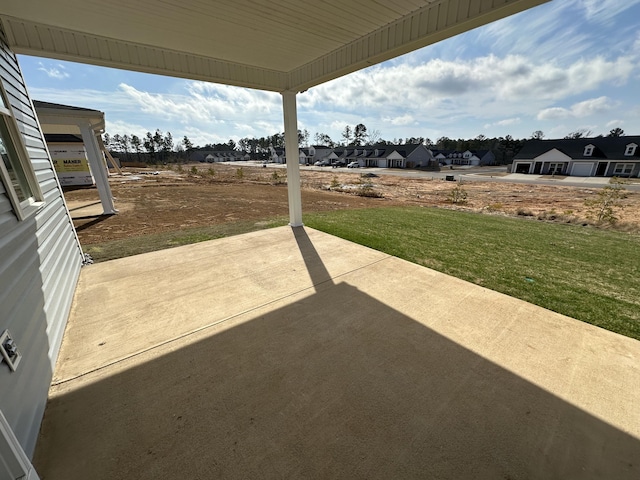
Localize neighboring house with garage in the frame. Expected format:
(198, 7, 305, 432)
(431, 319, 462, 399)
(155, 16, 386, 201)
(434, 149, 496, 166)
(512, 137, 640, 177)
(334, 144, 437, 169)
(191, 150, 250, 163)
(276, 144, 436, 168)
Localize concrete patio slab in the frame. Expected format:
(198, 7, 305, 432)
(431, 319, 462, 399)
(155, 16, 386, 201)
(34, 226, 640, 479)
(66, 199, 104, 218)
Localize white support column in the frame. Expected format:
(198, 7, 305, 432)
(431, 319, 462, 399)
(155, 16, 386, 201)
(282, 91, 303, 226)
(79, 123, 117, 215)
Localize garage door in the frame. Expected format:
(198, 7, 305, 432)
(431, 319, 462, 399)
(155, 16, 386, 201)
(571, 162, 594, 177)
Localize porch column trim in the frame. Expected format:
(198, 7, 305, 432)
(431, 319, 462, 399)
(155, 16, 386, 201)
(79, 123, 117, 215)
(282, 91, 303, 226)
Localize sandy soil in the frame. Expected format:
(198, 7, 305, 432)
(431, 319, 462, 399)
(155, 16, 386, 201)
(65, 163, 640, 245)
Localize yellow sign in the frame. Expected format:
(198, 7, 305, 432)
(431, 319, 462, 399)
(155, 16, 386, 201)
(49, 144, 94, 186)
(52, 157, 91, 173)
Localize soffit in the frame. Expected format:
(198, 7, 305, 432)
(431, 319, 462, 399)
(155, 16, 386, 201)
(0, 0, 549, 92)
(34, 101, 105, 135)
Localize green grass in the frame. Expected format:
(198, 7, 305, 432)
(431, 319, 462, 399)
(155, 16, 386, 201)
(83, 205, 640, 340)
(83, 218, 288, 263)
(304, 207, 640, 340)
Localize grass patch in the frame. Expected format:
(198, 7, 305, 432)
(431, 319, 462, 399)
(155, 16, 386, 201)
(304, 206, 640, 340)
(83, 218, 288, 263)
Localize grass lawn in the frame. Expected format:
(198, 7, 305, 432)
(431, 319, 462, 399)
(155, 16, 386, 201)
(304, 207, 640, 341)
(83, 206, 639, 341)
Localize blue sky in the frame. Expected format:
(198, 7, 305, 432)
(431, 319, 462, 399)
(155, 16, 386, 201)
(17, 0, 640, 148)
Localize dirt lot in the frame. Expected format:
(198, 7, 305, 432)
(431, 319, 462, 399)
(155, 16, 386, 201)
(66, 163, 640, 245)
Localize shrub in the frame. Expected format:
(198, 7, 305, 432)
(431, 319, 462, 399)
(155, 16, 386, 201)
(448, 182, 468, 204)
(236, 167, 244, 179)
(271, 170, 285, 185)
(516, 207, 534, 217)
(584, 178, 627, 224)
(356, 181, 383, 198)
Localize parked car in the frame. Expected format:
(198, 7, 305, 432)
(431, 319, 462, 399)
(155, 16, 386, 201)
(331, 161, 346, 168)
(314, 160, 330, 166)
(347, 162, 360, 168)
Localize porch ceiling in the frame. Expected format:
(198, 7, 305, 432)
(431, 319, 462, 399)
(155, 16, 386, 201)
(1, 0, 549, 92)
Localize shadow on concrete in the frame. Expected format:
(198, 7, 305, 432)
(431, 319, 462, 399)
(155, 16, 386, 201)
(292, 225, 334, 288)
(33, 230, 640, 479)
(73, 215, 113, 231)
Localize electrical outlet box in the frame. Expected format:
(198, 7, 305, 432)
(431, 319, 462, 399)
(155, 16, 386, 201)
(0, 330, 21, 372)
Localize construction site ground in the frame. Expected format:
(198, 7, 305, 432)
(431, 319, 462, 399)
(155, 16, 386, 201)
(65, 163, 640, 246)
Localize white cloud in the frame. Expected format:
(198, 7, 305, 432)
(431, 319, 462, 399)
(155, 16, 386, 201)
(37, 62, 70, 80)
(304, 53, 636, 131)
(537, 107, 570, 121)
(606, 119, 624, 128)
(580, 0, 640, 23)
(104, 120, 149, 139)
(537, 96, 617, 120)
(495, 118, 521, 127)
(116, 82, 283, 140)
(383, 114, 415, 126)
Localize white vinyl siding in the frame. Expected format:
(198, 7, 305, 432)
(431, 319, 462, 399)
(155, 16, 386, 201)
(0, 24, 83, 457)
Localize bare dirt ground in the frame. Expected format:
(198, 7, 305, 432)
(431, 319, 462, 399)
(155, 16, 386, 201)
(66, 163, 640, 245)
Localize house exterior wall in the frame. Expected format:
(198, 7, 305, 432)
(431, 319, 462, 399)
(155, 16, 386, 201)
(479, 151, 496, 165)
(0, 26, 83, 456)
(406, 145, 434, 167)
(513, 139, 640, 177)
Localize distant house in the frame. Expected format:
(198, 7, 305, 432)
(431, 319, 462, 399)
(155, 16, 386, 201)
(191, 150, 250, 162)
(275, 145, 336, 164)
(512, 137, 640, 177)
(433, 149, 496, 166)
(333, 144, 437, 168)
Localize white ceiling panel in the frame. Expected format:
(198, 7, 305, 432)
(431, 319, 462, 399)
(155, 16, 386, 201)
(0, 0, 549, 92)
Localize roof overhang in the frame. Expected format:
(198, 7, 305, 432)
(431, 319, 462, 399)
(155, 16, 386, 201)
(1, 0, 549, 93)
(33, 100, 105, 135)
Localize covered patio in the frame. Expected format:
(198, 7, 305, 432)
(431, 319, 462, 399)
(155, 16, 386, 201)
(3, 0, 639, 478)
(33, 226, 640, 479)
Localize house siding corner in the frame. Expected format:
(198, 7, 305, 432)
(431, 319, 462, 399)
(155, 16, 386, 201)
(0, 24, 83, 457)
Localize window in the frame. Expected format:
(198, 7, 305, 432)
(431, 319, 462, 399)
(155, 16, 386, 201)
(548, 163, 564, 175)
(0, 85, 42, 220)
(584, 144, 594, 156)
(613, 163, 634, 176)
(624, 143, 637, 156)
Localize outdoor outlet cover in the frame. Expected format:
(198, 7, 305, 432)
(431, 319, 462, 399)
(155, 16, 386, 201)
(0, 330, 22, 372)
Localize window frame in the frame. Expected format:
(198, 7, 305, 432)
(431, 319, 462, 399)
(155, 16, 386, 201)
(548, 162, 565, 175)
(624, 143, 637, 156)
(0, 83, 44, 220)
(613, 163, 634, 176)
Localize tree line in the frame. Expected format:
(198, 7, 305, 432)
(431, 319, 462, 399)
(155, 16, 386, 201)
(103, 125, 627, 165)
